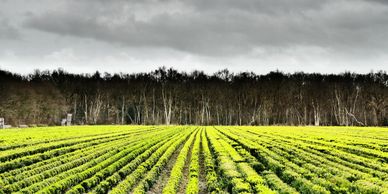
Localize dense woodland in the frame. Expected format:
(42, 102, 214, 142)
(0, 67, 387, 126)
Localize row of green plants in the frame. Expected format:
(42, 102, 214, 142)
(185, 128, 202, 194)
(258, 133, 387, 180)
(237, 126, 387, 149)
(1, 138, 132, 193)
(0, 126, 152, 149)
(1, 126, 387, 193)
(36, 138, 160, 193)
(1, 140, 107, 185)
(216, 128, 330, 194)
(0, 126, 153, 152)
(261, 170, 299, 194)
(212, 128, 274, 194)
(132, 128, 198, 194)
(15, 138, 144, 194)
(162, 129, 198, 194)
(0, 134, 140, 185)
(245, 127, 388, 163)
(0, 132, 136, 173)
(0, 126, 175, 193)
(67, 128, 181, 194)
(0, 127, 169, 181)
(89, 127, 187, 193)
(206, 127, 273, 194)
(15, 126, 172, 193)
(201, 127, 222, 193)
(0, 131, 111, 151)
(0, 130, 139, 162)
(270, 129, 385, 151)
(255, 130, 388, 175)
(237, 128, 388, 193)
(109, 128, 194, 194)
(220, 127, 388, 193)
(240, 127, 388, 181)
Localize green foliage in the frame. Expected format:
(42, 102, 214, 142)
(0, 126, 387, 194)
(162, 130, 198, 194)
(131, 129, 197, 194)
(185, 129, 202, 194)
(110, 128, 195, 194)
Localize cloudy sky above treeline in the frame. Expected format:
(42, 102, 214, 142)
(0, 0, 387, 74)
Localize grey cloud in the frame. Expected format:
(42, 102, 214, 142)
(17, 0, 388, 58)
(366, 0, 388, 5)
(0, 18, 19, 39)
(187, 0, 330, 15)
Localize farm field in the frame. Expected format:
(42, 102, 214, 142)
(0, 126, 387, 194)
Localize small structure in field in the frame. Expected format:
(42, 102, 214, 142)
(61, 119, 67, 126)
(66, 114, 72, 126)
(0, 118, 4, 129)
(61, 114, 73, 126)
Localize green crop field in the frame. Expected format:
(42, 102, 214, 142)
(0, 126, 387, 194)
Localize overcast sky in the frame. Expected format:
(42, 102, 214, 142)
(0, 0, 387, 74)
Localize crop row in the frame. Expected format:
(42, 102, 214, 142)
(217, 127, 388, 193)
(0, 127, 170, 183)
(0, 128, 152, 162)
(109, 128, 195, 193)
(67, 128, 181, 194)
(162, 129, 198, 194)
(185, 128, 202, 194)
(244, 128, 388, 174)
(206, 127, 273, 194)
(1, 126, 387, 194)
(0, 130, 153, 173)
(0, 126, 155, 151)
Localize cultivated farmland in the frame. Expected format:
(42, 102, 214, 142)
(0, 126, 387, 194)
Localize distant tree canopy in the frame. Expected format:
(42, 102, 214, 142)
(0, 67, 387, 126)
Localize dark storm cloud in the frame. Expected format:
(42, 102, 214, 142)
(22, 0, 388, 56)
(0, 0, 387, 74)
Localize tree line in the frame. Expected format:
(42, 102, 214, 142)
(0, 67, 387, 126)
